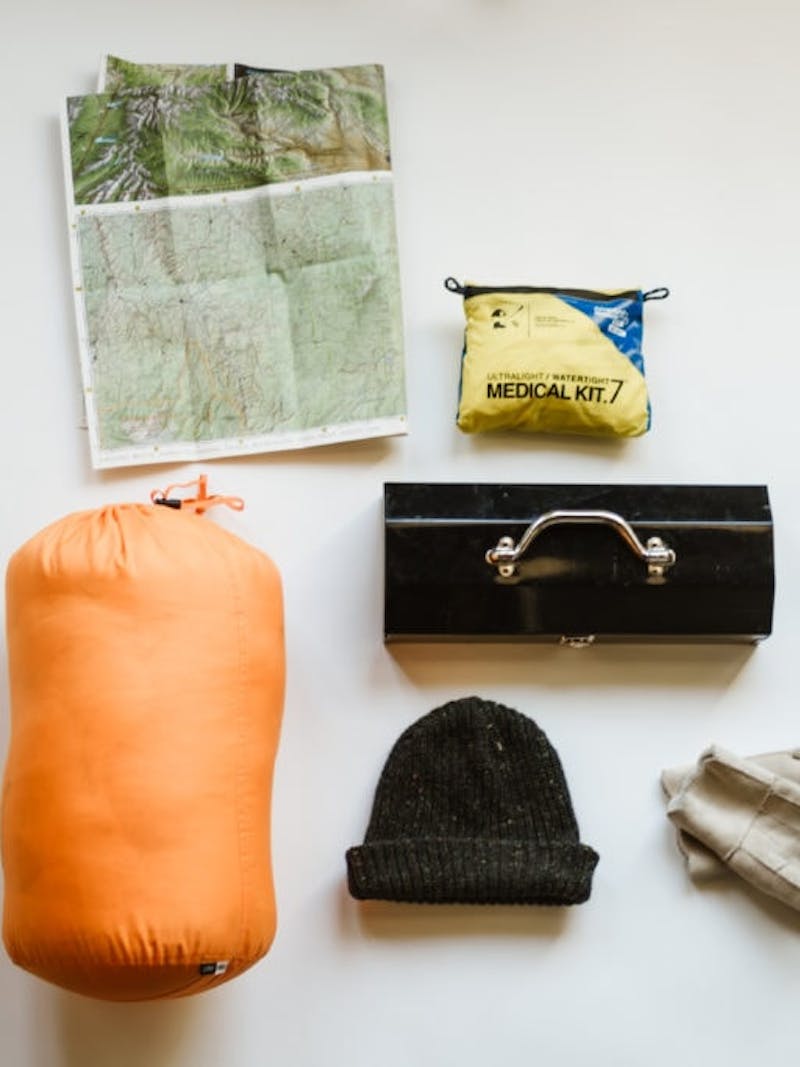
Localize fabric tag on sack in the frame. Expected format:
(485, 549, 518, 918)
(446, 279, 667, 439)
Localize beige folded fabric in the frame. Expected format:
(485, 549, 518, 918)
(663, 746, 800, 911)
(662, 749, 800, 883)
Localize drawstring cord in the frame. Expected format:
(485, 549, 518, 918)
(150, 474, 244, 515)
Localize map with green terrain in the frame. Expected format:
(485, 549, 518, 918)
(69, 64, 390, 204)
(65, 61, 405, 466)
(76, 178, 405, 459)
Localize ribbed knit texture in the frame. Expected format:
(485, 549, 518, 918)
(346, 697, 598, 905)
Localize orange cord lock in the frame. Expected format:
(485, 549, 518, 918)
(150, 474, 245, 515)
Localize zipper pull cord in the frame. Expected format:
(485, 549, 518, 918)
(150, 474, 245, 515)
(444, 277, 465, 295)
(643, 287, 670, 301)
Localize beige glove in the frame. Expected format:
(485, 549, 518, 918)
(662, 747, 800, 911)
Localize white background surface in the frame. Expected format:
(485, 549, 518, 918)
(2, 1, 800, 1064)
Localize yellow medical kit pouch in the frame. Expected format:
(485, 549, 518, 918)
(445, 278, 668, 438)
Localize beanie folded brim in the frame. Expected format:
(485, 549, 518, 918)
(346, 839, 599, 905)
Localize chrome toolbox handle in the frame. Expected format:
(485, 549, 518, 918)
(485, 509, 676, 584)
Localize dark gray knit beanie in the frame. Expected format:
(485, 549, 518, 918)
(346, 696, 598, 905)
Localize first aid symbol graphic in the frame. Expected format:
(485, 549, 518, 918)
(491, 305, 524, 329)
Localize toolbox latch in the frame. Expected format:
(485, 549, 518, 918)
(559, 635, 596, 649)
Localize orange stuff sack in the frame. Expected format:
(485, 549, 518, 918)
(2, 481, 284, 1000)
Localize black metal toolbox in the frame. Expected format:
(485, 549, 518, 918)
(384, 483, 774, 644)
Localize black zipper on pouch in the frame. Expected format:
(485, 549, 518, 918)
(444, 277, 669, 302)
